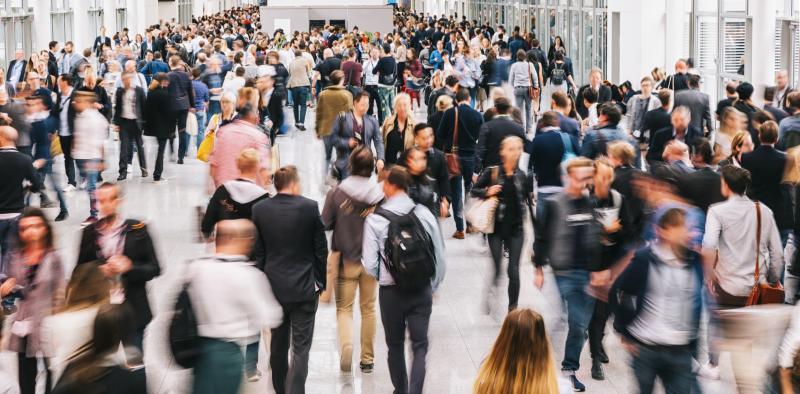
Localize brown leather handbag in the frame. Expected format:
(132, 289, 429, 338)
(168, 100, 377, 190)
(445, 106, 461, 177)
(527, 62, 540, 100)
(746, 202, 785, 306)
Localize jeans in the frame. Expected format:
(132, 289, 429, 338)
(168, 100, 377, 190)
(192, 338, 244, 394)
(536, 189, 561, 222)
(487, 231, 523, 309)
(58, 135, 77, 186)
(467, 85, 477, 108)
(207, 100, 221, 125)
(153, 138, 169, 180)
(336, 261, 378, 365)
(38, 165, 67, 214)
(514, 86, 533, 133)
(0, 217, 19, 281)
(194, 111, 207, 149)
(450, 155, 476, 232)
(632, 344, 696, 394)
(290, 86, 309, 125)
(75, 158, 101, 217)
(323, 134, 335, 173)
(172, 109, 189, 160)
(270, 299, 318, 394)
(379, 285, 432, 394)
(554, 270, 595, 371)
(377, 85, 395, 125)
(365, 85, 382, 119)
(118, 119, 147, 175)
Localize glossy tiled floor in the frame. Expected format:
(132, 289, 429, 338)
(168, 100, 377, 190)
(0, 105, 741, 393)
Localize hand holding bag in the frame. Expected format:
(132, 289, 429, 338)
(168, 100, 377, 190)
(444, 106, 461, 177)
(746, 201, 785, 306)
(466, 167, 500, 234)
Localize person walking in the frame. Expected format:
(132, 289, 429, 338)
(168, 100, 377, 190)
(26, 94, 67, 221)
(373, 44, 398, 124)
(330, 91, 385, 179)
(188, 219, 283, 393)
(113, 72, 148, 181)
(0, 208, 65, 394)
(191, 67, 209, 150)
(208, 103, 271, 188)
(315, 70, 353, 171)
(54, 74, 78, 191)
(475, 97, 525, 173)
(252, 166, 327, 394)
(71, 91, 108, 226)
(322, 147, 384, 373)
(363, 166, 446, 394)
(381, 93, 415, 166)
(287, 49, 312, 131)
(144, 73, 174, 183)
(166, 55, 194, 164)
(508, 50, 538, 133)
(471, 136, 532, 313)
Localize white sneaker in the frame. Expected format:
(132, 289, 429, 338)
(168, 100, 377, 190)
(247, 370, 262, 382)
(63, 184, 77, 192)
(697, 363, 720, 380)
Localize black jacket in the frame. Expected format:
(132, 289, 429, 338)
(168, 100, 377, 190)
(742, 145, 793, 230)
(676, 166, 725, 213)
(6, 59, 26, 84)
(93, 35, 112, 55)
(76, 219, 161, 329)
(113, 86, 146, 130)
(167, 69, 194, 111)
(472, 166, 533, 232)
(77, 85, 111, 119)
(426, 147, 451, 202)
(640, 107, 672, 142)
(0, 148, 42, 214)
(143, 87, 174, 139)
(475, 115, 526, 173)
(646, 125, 703, 163)
(733, 100, 760, 147)
(612, 165, 646, 243)
(576, 84, 611, 118)
(435, 103, 484, 155)
(252, 193, 328, 304)
(202, 179, 268, 237)
(52, 90, 76, 135)
(427, 87, 455, 116)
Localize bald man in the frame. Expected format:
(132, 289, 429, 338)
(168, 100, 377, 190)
(775, 70, 794, 111)
(0, 125, 43, 274)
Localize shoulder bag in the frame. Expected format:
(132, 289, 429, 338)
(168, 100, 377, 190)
(466, 167, 500, 234)
(746, 201, 785, 305)
(527, 62, 540, 101)
(445, 106, 462, 177)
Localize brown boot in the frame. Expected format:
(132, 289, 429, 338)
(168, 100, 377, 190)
(452, 231, 465, 239)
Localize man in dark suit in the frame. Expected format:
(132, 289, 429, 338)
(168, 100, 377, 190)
(647, 106, 703, 164)
(113, 72, 148, 181)
(475, 97, 525, 173)
(659, 59, 690, 92)
(166, 55, 194, 164)
(640, 89, 673, 145)
(47, 41, 59, 79)
(763, 86, 789, 124)
(93, 26, 112, 57)
(435, 88, 484, 238)
(742, 120, 793, 238)
(674, 74, 713, 135)
(252, 166, 328, 394)
(6, 49, 26, 85)
(76, 182, 160, 365)
(576, 68, 611, 119)
(677, 138, 724, 213)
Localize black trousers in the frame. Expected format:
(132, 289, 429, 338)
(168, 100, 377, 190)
(59, 135, 76, 186)
(487, 230, 524, 309)
(153, 137, 169, 180)
(380, 284, 432, 394)
(588, 300, 610, 361)
(18, 337, 51, 394)
(118, 119, 147, 175)
(364, 85, 382, 118)
(172, 109, 189, 160)
(270, 298, 318, 394)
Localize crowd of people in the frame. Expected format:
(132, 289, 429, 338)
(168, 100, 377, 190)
(2, 3, 800, 394)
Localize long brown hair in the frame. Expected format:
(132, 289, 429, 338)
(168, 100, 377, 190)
(62, 263, 110, 312)
(473, 309, 559, 394)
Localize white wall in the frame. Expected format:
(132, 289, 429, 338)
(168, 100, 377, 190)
(269, 0, 388, 6)
(608, 0, 668, 89)
(158, 1, 179, 24)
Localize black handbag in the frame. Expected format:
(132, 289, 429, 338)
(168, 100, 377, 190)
(169, 277, 200, 368)
(378, 60, 397, 86)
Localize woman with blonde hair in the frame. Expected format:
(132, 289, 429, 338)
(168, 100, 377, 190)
(714, 106, 747, 161)
(381, 92, 415, 165)
(427, 93, 453, 132)
(717, 130, 753, 168)
(474, 309, 569, 394)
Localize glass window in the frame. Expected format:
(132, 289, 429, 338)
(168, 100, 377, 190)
(774, 22, 782, 73)
(583, 10, 593, 81)
(569, 9, 579, 68)
(721, 18, 746, 75)
(696, 15, 718, 71)
(596, 11, 607, 78)
(793, 22, 799, 87)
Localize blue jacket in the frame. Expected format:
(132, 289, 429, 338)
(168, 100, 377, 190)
(138, 60, 169, 82)
(429, 49, 444, 70)
(30, 115, 57, 162)
(610, 246, 704, 343)
(493, 58, 510, 84)
(580, 123, 638, 161)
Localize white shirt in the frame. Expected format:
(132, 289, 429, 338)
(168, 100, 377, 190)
(120, 89, 136, 119)
(72, 109, 108, 160)
(187, 255, 283, 344)
(58, 91, 72, 136)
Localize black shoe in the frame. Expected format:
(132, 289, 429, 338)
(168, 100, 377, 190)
(117, 174, 127, 181)
(597, 350, 609, 364)
(40, 199, 57, 208)
(568, 374, 586, 392)
(591, 361, 605, 381)
(54, 211, 68, 222)
(177, 158, 184, 164)
(141, 169, 148, 178)
(359, 363, 374, 373)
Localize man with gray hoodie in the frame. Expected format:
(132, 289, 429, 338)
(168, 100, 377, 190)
(321, 146, 384, 373)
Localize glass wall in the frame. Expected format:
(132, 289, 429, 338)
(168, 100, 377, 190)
(178, 0, 193, 26)
(116, 0, 127, 34)
(0, 0, 33, 69)
(87, 0, 103, 39)
(51, 0, 73, 44)
(469, 0, 608, 85)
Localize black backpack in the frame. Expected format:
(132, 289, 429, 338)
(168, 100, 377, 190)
(550, 62, 566, 85)
(169, 280, 200, 368)
(375, 206, 436, 290)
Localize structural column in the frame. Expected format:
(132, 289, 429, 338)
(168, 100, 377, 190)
(31, 0, 51, 52)
(749, 0, 776, 105)
(103, 0, 117, 35)
(72, 0, 90, 52)
(663, 0, 686, 74)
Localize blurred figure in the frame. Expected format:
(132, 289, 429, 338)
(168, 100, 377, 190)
(473, 309, 570, 394)
(330, 91, 385, 179)
(413, 123, 451, 218)
(166, 55, 194, 164)
(647, 106, 703, 165)
(51, 305, 145, 393)
(611, 208, 702, 394)
(534, 158, 601, 392)
(252, 166, 327, 394)
(26, 94, 67, 220)
(188, 219, 283, 392)
(55, 74, 78, 190)
(208, 103, 271, 188)
(201, 148, 268, 238)
(399, 147, 437, 215)
(76, 182, 161, 366)
(71, 91, 108, 226)
(143, 73, 173, 183)
(717, 130, 754, 168)
(41, 263, 110, 383)
(472, 136, 531, 313)
(113, 72, 147, 181)
(626, 76, 660, 140)
(321, 147, 383, 372)
(676, 138, 724, 213)
(475, 97, 525, 173)
(315, 70, 353, 169)
(0, 208, 65, 394)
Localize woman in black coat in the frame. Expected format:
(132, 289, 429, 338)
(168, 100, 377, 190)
(144, 73, 174, 182)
